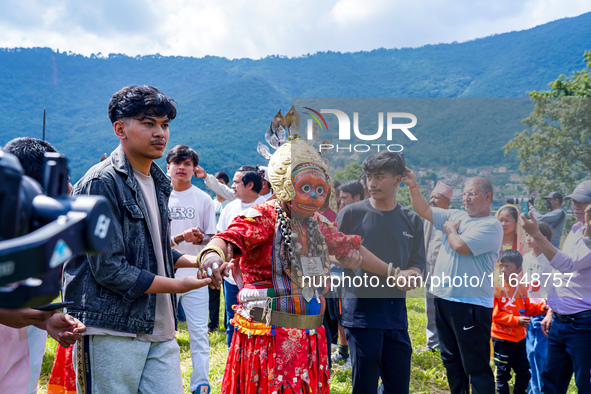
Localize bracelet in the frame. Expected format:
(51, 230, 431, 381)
(408, 184, 418, 190)
(387, 263, 393, 277)
(170, 236, 178, 247)
(196, 245, 226, 266)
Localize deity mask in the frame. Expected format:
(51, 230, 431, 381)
(268, 138, 336, 212)
(291, 165, 328, 217)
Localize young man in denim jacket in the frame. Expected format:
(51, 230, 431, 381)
(63, 85, 217, 394)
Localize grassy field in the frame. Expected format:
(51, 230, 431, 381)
(38, 293, 576, 393)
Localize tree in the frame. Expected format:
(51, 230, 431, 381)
(334, 161, 363, 183)
(503, 51, 591, 203)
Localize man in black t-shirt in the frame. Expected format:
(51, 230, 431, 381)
(337, 152, 425, 394)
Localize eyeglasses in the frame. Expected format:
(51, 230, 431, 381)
(462, 192, 482, 199)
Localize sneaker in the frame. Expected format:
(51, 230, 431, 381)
(331, 352, 349, 364)
(193, 384, 211, 394)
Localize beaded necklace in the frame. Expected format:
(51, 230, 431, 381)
(275, 200, 328, 301)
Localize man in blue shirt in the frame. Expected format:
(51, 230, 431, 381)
(404, 169, 502, 394)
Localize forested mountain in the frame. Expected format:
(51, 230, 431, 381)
(1, 12, 590, 181)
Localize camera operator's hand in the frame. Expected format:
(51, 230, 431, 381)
(44, 313, 86, 348)
(0, 308, 57, 329)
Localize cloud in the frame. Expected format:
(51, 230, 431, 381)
(0, 0, 589, 58)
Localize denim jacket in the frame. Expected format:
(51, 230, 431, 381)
(63, 146, 181, 334)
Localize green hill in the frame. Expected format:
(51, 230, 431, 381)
(1, 12, 590, 180)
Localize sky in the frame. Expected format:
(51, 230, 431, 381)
(0, 0, 590, 59)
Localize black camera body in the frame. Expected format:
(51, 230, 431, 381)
(505, 197, 534, 205)
(0, 151, 115, 308)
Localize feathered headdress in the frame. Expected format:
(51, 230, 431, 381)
(257, 106, 337, 212)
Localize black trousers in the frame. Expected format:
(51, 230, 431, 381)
(492, 338, 530, 394)
(435, 297, 495, 394)
(208, 287, 220, 330)
(344, 327, 412, 394)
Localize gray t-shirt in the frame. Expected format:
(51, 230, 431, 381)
(431, 208, 503, 308)
(134, 170, 175, 342)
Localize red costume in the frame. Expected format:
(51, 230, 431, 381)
(215, 201, 360, 394)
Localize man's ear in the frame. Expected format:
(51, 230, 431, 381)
(166, 163, 171, 173)
(245, 181, 254, 191)
(113, 120, 126, 141)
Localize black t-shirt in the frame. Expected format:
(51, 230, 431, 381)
(336, 199, 426, 330)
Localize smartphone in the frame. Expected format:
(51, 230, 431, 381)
(520, 200, 529, 219)
(400, 152, 406, 177)
(33, 301, 74, 311)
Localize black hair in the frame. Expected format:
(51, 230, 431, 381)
(338, 180, 364, 200)
(108, 85, 177, 124)
(3, 137, 58, 184)
(334, 180, 341, 189)
(237, 165, 263, 194)
(214, 171, 230, 185)
(362, 151, 404, 177)
(499, 206, 519, 223)
(499, 249, 523, 269)
(538, 222, 553, 243)
(166, 144, 199, 166)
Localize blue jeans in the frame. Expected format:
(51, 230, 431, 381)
(223, 280, 239, 348)
(74, 335, 183, 393)
(541, 312, 591, 393)
(526, 314, 547, 394)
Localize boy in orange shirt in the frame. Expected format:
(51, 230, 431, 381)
(492, 249, 547, 394)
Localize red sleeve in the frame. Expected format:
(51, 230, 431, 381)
(213, 204, 275, 256)
(316, 213, 361, 259)
(493, 298, 519, 327)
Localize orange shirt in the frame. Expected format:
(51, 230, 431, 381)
(492, 283, 546, 342)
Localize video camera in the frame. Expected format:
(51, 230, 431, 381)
(505, 197, 534, 205)
(0, 151, 115, 309)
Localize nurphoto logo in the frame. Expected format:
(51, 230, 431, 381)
(304, 107, 418, 153)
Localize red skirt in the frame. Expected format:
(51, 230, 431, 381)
(221, 315, 330, 394)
